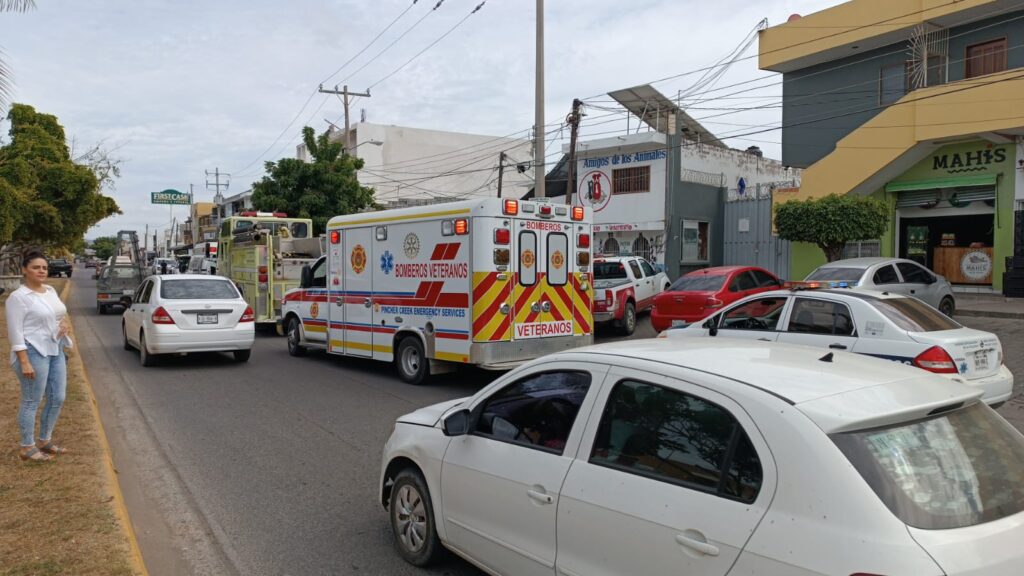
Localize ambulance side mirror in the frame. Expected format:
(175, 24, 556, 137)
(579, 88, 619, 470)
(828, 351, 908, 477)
(300, 265, 312, 289)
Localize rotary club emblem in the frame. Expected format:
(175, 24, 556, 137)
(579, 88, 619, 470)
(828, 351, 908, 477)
(551, 250, 565, 270)
(309, 302, 320, 319)
(351, 244, 367, 274)
(403, 233, 420, 259)
(522, 249, 536, 268)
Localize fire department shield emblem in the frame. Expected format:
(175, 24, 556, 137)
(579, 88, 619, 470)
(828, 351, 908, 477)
(522, 249, 536, 269)
(551, 250, 565, 270)
(351, 244, 367, 274)
(310, 302, 319, 319)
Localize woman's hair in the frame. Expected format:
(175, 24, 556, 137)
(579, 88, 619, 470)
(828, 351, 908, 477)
(21, 248, 47, 268)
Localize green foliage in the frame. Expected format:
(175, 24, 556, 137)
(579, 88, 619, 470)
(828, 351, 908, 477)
(251, 126, 375, 235)
(90, 236, 117, 260)
(0, 104, 121, 248)
(774, 193, 888, 262)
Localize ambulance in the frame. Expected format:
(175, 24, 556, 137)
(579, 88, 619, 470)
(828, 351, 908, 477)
(280, 198, 594, 384)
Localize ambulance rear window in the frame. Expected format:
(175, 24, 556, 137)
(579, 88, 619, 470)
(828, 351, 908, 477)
(520, 231, 537, 286)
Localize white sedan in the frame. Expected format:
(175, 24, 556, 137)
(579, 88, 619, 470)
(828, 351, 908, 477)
(121, 274, 254, 366)
(380, 339, 1024, 575)
(661, 287, 1013, 406)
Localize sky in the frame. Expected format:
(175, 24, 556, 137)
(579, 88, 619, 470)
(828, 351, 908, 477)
(0, 0, 836, 240)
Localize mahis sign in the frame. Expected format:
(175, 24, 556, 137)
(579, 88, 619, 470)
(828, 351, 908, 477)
(151, 189, 191, 205)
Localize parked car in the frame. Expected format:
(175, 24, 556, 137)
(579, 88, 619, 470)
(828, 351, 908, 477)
(96, 263, 143, 314)
(661, 286, 1012, 406)
(802, 257, 956, 316)
(592, 256, 671, 335)
(121, 274, 254, 366)
(380, 338, 1024, 575)
(151, 257, 180, 275)
(46, 258, 72, 277)
(84, 258, 98, 269)
(650, 266, 782, 332)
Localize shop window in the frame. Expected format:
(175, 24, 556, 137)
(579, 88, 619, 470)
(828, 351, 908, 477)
(682, 220, 709, 263)
(965, 39, 1007, 79)
(632, 235, 653, 262)
(843, 240, 881, 259)
(612, 166, 651, 194)
(879, 63, 908, 105)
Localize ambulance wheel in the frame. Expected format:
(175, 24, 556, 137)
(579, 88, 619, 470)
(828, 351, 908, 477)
(620, 302, 636, 336)
(396, 337, 428, 385)
(286, 316, 307, 357)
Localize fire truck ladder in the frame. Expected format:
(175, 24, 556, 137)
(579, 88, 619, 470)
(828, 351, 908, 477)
(116, 230, 145, 277)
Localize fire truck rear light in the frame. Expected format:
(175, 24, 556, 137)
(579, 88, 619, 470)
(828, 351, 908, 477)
(913, 346, 959, 374)
(259, 274, 269, 283)
(493, 248, 510, 266)
(503, 199, 519, 215)
(494, 228, 510, 245)
(539, 205, 552, 216)
(571, 206, 585, 221)
(454, 219, 469, 235)
(577, 252, 590, 266)
(330, 230, 340, 244)
(577, 233, 590, 248)
(240, 306, 255, 322)
(151, 306, 175, 325)
(258, 266, 268, 274)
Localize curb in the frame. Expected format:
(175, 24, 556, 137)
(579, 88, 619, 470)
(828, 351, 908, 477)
(956, 309, 1024, 320)
(63, 281, 150, 576)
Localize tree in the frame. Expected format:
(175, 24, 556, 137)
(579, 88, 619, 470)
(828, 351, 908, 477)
(774, 193, 888, 262)
(90, 236, 117, 261)
(0, 104, 121, 271)
(0, 0, 35, 108)
(251, 126, 375, 235)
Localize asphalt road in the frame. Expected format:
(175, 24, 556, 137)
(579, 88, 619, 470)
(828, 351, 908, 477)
(69, 272, 1024, 576)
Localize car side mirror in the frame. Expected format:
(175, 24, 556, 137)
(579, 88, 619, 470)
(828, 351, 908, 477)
(442, 409, 471, 437)
(704, 315, 719, 337)
(300, 265, 312, 289)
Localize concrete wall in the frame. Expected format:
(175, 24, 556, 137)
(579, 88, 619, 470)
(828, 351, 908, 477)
(781, 10, 1024, 168)
(681, 145, 800, 199)
(673, 181, 725, 277)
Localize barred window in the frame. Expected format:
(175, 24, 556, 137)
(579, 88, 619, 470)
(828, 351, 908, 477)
(613, 166, 650, 194)
(843, 240, 881, 259)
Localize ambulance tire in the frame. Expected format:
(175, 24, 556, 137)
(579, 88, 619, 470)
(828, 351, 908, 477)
(286, 316, 307, 357)
(396, 336, 429, 385)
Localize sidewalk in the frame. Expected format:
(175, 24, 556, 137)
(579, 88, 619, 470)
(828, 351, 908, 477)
(955, 293, 1024, 320)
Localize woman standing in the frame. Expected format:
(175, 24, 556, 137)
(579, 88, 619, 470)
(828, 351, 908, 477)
(6, 250, 72, 462)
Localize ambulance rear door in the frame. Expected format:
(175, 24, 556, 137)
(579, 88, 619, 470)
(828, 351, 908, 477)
(342, 227, 374, 357)
(512, 216, 576, 340)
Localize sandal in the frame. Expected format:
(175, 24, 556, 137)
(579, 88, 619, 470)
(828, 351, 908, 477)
(38, 441, 67, 455)
(19, 447, 53, 462)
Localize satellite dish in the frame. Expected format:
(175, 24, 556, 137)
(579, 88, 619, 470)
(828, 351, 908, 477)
(788, 13, 802, 22)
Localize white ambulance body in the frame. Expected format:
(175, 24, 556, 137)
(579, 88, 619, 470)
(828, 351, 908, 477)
(280, 198, 594, 383)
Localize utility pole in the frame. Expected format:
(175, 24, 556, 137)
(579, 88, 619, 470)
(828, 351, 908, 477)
(497, 151, 507, 198)
(534, 0, 545, 198)
(205, 168, 231, 197)
(318, 84, 371, 153)
(564, 99, 583, 205)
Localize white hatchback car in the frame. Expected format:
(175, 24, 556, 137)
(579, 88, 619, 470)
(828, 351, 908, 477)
(121, 274, 254, 366)
(381, 339, 1024, 575)
(661, 287, 1013, 406)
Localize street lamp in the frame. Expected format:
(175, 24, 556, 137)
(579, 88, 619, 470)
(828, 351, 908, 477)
(349, 139, 384, 154)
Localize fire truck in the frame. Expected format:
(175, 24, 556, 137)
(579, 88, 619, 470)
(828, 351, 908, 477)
(218, 213, 322, 327)
(280, 198, 594, 384)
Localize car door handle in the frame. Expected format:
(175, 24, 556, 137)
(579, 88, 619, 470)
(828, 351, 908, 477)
(758, 337, 772, 341)
(910, 289, 916, 294)
(526, 489, 553, 505)
(675, 533, 719, 556)
(829, 343, 847, 350)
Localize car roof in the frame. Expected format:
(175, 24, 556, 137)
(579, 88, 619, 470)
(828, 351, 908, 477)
(554, 339, 979, 432)
(756, 287, 911, 301)
(815, 257, 905, 268)
(683, 265, 749, 276)
(157, 274, 229, 281)
(594, 256, 640, 262)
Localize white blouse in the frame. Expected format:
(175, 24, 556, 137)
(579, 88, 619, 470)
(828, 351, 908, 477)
(6, 284, 72, 365)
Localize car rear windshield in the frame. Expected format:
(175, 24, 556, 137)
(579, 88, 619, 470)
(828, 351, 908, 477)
(161, 279, 238, 300)
(832, 403, 1024, 530)
(594, 262, 628, 280)
(805, 267, 865, 282)
(668, 274, 726, 292)
(108, 267, 139, 279)
(868, 297, 960, 332)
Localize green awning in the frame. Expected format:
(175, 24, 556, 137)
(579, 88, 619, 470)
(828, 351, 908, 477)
(885, 174, 998, 193)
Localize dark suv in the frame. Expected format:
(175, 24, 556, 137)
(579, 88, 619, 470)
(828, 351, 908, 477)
(47, 258, 73, 277)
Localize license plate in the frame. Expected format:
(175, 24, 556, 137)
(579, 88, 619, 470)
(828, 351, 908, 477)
(974, 350, 990, 371)
(122, 289, 134, 296)
(197, 313, 218, 325)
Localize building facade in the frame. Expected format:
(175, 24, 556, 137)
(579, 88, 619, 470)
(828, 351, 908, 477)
(761, 0, 1024, 292)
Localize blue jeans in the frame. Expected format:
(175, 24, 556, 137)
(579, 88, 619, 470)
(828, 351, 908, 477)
(15, 345, 67, 447)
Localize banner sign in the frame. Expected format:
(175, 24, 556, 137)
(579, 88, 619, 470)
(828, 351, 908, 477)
(151, 189, 191, 205)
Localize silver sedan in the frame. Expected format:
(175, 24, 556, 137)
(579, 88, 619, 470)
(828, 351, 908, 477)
(804, 257, 956, 316)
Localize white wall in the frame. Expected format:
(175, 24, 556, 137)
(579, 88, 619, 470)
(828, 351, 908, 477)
(681, 145, 800, 200)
